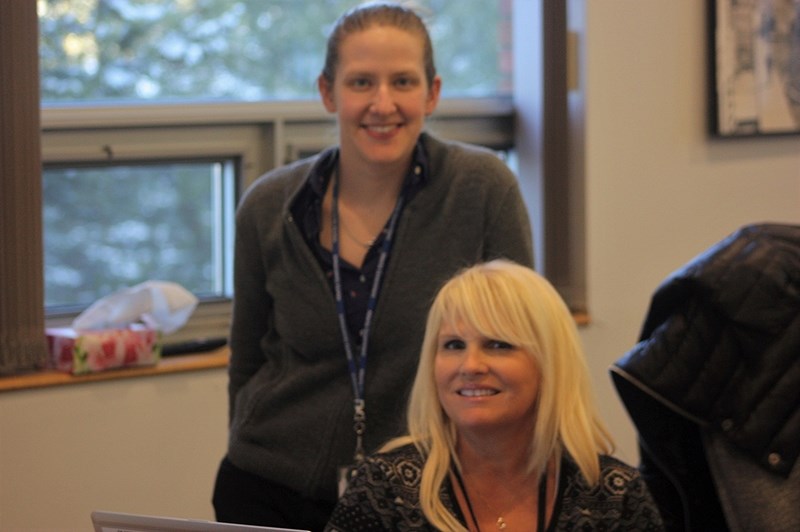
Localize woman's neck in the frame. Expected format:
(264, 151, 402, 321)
(453, 442, 556, 532)
(335, 155, 408, 207)
(457, 436, 533, 480)
(456, 419, 539, 474)
(318, 159, 407, 268)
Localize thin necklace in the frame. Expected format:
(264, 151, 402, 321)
(451, 467, 548, 531)
(474, 486, 512, 531)
(330, 169, 380, 250)
(339, 217, 376, 249)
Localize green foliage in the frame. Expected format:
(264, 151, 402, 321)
(43, 162, 223, 308)
(39, 0, 508, 310)
(39, 0, 506, 102)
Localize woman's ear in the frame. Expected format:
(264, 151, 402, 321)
(426, 75, 442, 116)
(318, 75, 337, 113)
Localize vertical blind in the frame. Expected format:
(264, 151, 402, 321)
(0, 2, 49, 374)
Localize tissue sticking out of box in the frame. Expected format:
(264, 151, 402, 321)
(71, 280, 198, 334)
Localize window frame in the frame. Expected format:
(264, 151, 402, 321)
(1, 0, 583, 379)
(40, 97, 518, 345)
(42, 155, 238, 312)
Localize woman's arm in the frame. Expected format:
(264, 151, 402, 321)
(226, 195, 273, 422)
(325, 460, 396, 531)
(483, 172, 534, 269)
(326, 451, 434, 531)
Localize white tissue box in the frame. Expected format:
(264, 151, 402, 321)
(46, 325, 162, 375)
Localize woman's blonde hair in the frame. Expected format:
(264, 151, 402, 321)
(383, 260, 614, 530)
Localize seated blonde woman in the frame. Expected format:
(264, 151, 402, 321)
(326, 260, 664, 531)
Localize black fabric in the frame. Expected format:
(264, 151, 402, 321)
(225, 131, 534, 503)
(213, 457, 335, 532)
(615, 223, 800, 474)
(325, 443, 664, 531)
(611, 223, 800, 532)
(289, 141, 430, 344)
(612, 372, 729, 531)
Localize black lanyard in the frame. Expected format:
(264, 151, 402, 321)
(331, 173, 405, 463)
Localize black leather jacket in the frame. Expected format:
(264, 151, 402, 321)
(610, 223, 800, 531)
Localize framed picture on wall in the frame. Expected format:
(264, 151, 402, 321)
(709, 0, 800, 137)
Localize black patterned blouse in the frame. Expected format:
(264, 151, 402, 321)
(325, 444, 665, 531)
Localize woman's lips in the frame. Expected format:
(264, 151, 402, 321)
(457, 387, 498, 397)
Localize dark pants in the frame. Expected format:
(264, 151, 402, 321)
(212, 457, 336, 532)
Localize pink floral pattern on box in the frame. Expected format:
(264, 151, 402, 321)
(46, 326, 161, 375)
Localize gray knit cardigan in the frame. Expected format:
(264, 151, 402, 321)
(226, 132, 534, 502)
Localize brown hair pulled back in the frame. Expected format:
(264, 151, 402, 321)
(320, 2, 437, 87)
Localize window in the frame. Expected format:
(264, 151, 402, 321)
(41, 123, 267, 344)
(38, 0, 512, 103)
(43, 158, 235, 311)
(35, 0, 522, 348)
(4, 2, 584, 375)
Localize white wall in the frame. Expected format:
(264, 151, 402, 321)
(0, 370, 229, 530)
(580, 0, 800, 465)
(1, 2, 798, 530)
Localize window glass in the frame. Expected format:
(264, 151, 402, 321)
(38, 0, 515, 326)
(43, 159, 235, 311)
(38, 0, 511, 104)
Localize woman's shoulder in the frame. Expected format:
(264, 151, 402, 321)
(597, 454, 643, 477)
(349, 444, 425, 492)
(242, 157, 312, 199)
(367, 442, 424, 469)
(564, 454, 646, 489)
(239, 147, 334, 208)
(559, 453, 655, 506)
(421, 132, 516, 184)
(559, 454, 665, 529)
(344, 444, 426, 509)
(328, 444, 431, 531)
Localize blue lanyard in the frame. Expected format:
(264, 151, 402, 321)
(331, 173, 405, 463)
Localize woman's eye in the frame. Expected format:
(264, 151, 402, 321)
(486, 339, 514, 350)
(349, 78, 371, 89)
(394, 76, 417, 88)
(442, 339, 465, 350)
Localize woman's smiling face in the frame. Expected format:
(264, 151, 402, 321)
(318, 25, 440, 173)
(434, 319, 541, 437)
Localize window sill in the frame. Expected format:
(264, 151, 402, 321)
(573, 311, 590, 327)
(0, 311, 588, 394)
(0, 347, 229, 394)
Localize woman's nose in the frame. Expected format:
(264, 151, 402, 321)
(369, 83, 397, 114)
(459, 345, 488, 376)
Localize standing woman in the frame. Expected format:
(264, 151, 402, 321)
(212, 3, 533, 531)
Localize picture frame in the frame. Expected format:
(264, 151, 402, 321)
(708, 0, 800, 137)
